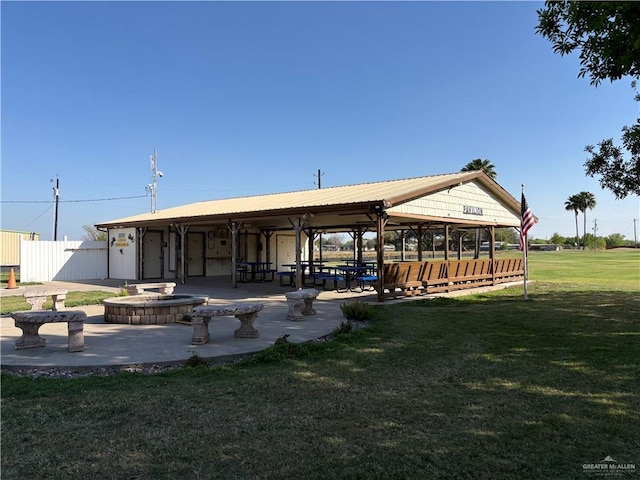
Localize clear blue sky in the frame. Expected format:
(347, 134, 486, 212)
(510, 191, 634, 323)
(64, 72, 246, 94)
(2, 1, 638, 241)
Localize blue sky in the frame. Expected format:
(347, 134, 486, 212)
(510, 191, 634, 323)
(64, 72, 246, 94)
(2, 1, 638, 241)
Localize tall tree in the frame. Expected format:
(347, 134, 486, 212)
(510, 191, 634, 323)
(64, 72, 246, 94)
(564, 194, 581, 247)
(461, 159, 497, 257)
(576, 191, 597, 249)
(584, 89, 640, 199)
(462, 159, 497, 257)
(536, 2, 640, 199)
(461, 159, 497, 180)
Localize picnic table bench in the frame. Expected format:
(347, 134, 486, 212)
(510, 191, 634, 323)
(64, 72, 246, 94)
(23, 289, 68, 311)
(190, 303, 264, 344)
(255, 267, 277, 282)
(11, 310, 87, 352)
(312, 271, 345, 291)
(125, 282, 176, 295)
(355, 273, 378, 291)
(237, 262, 276, 282)
(277, 271, 296, 286)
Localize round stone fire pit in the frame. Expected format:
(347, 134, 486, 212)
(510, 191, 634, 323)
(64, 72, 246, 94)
(103, 294, 209, 325)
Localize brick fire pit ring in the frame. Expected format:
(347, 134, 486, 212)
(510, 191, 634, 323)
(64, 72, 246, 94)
(103, 294, 209, 325)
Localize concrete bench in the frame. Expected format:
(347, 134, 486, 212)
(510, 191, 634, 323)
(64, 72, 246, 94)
(23, 289, 68, 311)
(11, 310, 87, 352)
(125, 282, 176, 295)
(284, 288, 320, 322)
(190, 303, 264, 344)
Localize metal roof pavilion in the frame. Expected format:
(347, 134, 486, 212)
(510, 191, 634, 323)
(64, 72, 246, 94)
(96, 171, 522, 232)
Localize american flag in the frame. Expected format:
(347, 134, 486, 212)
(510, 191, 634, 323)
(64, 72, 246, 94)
(520, 192, 535, 251)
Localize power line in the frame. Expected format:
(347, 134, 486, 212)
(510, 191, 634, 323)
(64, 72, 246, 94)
(1, 194, 148, 204)
(19, 203, 53, 230)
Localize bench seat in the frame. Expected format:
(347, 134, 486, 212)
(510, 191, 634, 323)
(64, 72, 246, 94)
(11, 310, 87, 352)
(255, 268, 277, 282)
(284, 288, 320, 321)
(384, 262, 424, 298)
(126, 282, 176, 295)
(190, 303, 264, 343)
(356, 275, 378, 291)
(23, 289, 68, 311)
(313, 273, 345, 291)
(277, 271, 296, 286)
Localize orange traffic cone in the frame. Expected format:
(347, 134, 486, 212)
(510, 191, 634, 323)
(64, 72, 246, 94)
(6, 268, 17, 289)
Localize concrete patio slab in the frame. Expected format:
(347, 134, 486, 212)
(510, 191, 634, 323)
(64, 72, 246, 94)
(0, 277, 370, 371)
(1, 276, 523, 373)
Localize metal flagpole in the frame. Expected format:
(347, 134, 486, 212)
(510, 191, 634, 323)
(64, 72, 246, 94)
(521, 184, 529, 300)
(523, 235, 529, 300)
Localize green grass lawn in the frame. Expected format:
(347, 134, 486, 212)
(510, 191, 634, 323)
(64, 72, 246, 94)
(1, 250, 639, 479)
(528, 249, 640, 287)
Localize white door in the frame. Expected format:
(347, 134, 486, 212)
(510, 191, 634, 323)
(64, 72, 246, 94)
(142, 231, 163, 279)
(187, 233, 205, 276)
(276, 234, 296, 270)
(245, 233, 259, 262)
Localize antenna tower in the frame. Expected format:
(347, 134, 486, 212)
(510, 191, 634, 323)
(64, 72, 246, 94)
(145, 149, 163, 213)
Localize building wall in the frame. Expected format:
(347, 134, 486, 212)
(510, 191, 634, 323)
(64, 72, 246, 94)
(204, 227, 233, 276)
(105, 225, 311, 280)
(108, 228, 137, 280)
(389, 181, 521, 227)
(1, 230, 39, 267)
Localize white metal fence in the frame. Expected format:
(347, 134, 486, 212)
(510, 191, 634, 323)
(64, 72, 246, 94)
(20, 240, 108, 282)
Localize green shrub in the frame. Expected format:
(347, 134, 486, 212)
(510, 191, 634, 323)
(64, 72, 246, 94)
(333, 321, 353, 335)
(340, 300, 373, 321)
(185, 352, 207, 368)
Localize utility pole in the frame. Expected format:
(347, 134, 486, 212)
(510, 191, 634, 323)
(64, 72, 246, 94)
(314, 169, 324, 189)
(593, 218, 597, 250)
(634, 218, 638, 248)
(52, 176, 59, 241)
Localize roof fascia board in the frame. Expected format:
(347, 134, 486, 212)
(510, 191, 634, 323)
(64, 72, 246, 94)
(384, 171, 483, 207)
(97, 201, 383, 229)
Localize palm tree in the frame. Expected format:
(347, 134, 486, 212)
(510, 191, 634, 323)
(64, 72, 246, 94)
(461, 159, 497, 180)
(564, 194, 581, 248)
(576, 191, 596, 250)
(462, 159, 497, 257)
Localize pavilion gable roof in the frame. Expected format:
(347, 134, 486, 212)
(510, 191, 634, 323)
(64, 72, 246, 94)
(96, 171, 518, 228)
